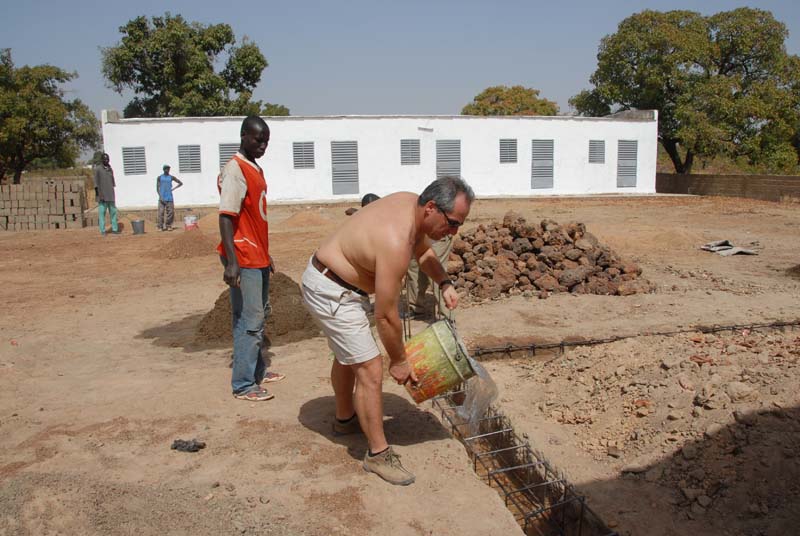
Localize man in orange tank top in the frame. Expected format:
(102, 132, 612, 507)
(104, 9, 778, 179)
(218, 116, 285, 401)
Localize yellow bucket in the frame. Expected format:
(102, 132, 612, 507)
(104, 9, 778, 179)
(404, 320, 475, 404)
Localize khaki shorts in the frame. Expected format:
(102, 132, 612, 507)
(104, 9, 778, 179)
(301, 257, 380, 365)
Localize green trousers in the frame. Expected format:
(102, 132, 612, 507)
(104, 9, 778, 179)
(406, 236, 454, 318)
(98, 201, 118, 234)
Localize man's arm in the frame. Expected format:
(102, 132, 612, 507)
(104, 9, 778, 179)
(373, 245, 418, 385)
(93, 168, 100, 200)
(156, 176, 160, 197)
(172, 175, 183, 189)
(219, 214, 240, 287)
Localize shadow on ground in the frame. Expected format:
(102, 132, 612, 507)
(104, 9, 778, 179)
(298, 394, 451, 461)
(569, 405, 800, 535)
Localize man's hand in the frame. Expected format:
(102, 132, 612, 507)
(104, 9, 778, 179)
(442, 285, 459, 310)
(268, 255, 276, 274)
(389, 360, 418, 386)
(223, 260, 241, 287)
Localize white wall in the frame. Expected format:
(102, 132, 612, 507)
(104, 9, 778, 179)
(101, 112, 658, 209)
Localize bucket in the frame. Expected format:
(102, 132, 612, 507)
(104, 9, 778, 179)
(184, 215, 198, 230)
(404, 319, 475, 404)
(131, 219, 145, 235)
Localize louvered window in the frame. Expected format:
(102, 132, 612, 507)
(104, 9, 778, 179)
(178, 144, 201, 173)
(400, 139, 420, 165)
(617, 140, 638, 187)
(436, 140, 460, 179)
(218, 143, 239, 169)
(531, 139, 554, 189)
(589, 140, 605, 164)
(293, 142, 315, 169)
(331, 141, 359, 195)
(122, 146, 146, 175)
(499, 139, 517, 163)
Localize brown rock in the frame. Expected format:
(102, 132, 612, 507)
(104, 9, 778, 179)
(445, 255, 464, 275)
(474, 280, 502, 300)
(452, 237, 470, 255)
(617, 280, 653, 296)
(534, 274, 559, 291)
(492, 263, 517, 291)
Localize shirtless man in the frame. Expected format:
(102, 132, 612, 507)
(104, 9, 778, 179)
(301, 176, 474, 485)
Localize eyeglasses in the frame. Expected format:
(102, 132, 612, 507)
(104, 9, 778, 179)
(436, 205, 463, 228)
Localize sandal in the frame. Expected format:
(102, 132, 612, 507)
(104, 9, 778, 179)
(234, 388, 274, 401)
(260, 371, 286, 384)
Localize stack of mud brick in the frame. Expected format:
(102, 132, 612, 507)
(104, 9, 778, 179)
(0, 181, 87, 231)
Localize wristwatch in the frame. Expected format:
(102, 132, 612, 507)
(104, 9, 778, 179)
(438, 279, 455, 289)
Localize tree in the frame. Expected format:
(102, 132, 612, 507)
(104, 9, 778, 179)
(462, 85, 558, 116)
(570, 8, 800, 174)
(0, 50, 99, 184)
(101, 13, 289, 118)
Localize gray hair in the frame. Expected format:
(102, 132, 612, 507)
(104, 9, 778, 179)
(418, 176, 475, 212)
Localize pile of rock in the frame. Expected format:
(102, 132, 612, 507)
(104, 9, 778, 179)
(446, 211, 653, 300)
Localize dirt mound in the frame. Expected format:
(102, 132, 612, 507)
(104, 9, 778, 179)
(195, 272, 319, 346)
(276, 210, 331, 228)
(449, 211, 654, 301)
(197, 211, 220, 233)
(151, 229, 218, 259)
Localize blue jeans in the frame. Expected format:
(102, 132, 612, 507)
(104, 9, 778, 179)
(98, 201, 118, 233)
(223, 258, 272, 395)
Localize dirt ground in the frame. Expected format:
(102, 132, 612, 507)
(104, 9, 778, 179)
(1, 195, 798, 536)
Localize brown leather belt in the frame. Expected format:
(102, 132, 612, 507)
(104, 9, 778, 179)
(312, 254, 367, 296)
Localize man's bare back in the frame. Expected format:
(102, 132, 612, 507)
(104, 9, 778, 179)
(316, 192, 425, 294)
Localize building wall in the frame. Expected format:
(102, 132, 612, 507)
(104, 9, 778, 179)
(102, 112, 659, 209)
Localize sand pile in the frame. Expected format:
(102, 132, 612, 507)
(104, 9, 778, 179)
(195, 272, 319, 346)
(448, 211, 654, 301)
(275, 210, 331, 228)
(151, 229, 218, 259)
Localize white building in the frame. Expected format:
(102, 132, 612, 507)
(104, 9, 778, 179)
(100, 110, 658, 209)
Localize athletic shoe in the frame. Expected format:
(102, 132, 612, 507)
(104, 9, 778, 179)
(362, 447, 415, 486)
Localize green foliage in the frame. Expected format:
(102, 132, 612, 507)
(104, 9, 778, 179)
(0, 49, 99, 184)
(101, 13, 289, 117)
(571, 8, 800, 174)
(462, 85, 558, 116)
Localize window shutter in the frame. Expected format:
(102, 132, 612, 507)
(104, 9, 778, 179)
(499, 139, 517, 163)
(588, 140, 605, 164)
(178, 145, 201, 173)
(400, 139, 420, 165)
(436, 139, 460, 179)
(122, 146, 146, 175)
(531, 139, 554, 189)
(293, 142, 315, 169)
(617, 140, 638, 187)
(218, 143, 239, 169)
(331, 141, 359, 195)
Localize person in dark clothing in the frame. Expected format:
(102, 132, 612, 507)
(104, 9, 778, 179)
(93, 153, 119, 235)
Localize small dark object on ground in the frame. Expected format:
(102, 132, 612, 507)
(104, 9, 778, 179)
(171, 438, 206, 452)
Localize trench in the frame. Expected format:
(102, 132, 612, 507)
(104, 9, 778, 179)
(426, 319, 800, 536)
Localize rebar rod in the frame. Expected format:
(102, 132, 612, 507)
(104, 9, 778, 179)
(473, 319, 800, 358)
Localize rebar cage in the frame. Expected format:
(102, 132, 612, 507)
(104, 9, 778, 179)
(431, 390, 618, 536)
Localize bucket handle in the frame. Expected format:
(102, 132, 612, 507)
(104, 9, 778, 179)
(431, 323, 467, 382)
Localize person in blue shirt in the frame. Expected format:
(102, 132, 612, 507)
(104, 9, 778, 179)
(156, 165, 183, 231)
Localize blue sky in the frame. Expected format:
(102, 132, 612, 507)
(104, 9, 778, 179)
(3, 0, 799, 118)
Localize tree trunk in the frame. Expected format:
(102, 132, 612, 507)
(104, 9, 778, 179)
(661, 139, 694, 174)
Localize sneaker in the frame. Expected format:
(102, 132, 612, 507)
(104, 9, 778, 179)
(362, 447, 415, 486)
(233, 387, 274, 401)
(260, 371, 286, 384)
(333, 414, 361, 436)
